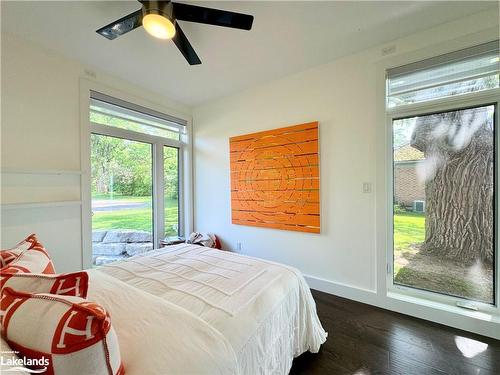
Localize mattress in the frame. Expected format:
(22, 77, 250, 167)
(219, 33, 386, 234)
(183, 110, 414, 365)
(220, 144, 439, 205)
(94, 244, 327, 374)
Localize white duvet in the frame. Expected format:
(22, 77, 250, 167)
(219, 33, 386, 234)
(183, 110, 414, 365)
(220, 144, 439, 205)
(86, 271, 237, 375)
(92, 244, 327, 375)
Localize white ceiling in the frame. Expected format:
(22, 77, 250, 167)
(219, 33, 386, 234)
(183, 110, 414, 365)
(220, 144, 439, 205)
(1, 1, 497, 106)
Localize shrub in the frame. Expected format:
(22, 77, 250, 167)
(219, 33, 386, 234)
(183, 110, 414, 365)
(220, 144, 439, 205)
(394, 204, 406, 214)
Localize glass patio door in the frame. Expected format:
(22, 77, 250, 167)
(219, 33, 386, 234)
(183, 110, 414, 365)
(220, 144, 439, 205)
(90, 133, 154, 265)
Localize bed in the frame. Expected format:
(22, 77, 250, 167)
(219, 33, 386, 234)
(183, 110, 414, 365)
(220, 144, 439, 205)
(86, 244, 327, 375)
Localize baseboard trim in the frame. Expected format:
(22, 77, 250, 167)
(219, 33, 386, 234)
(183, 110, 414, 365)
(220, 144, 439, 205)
(304, 274, 378, 304)
(303, 274, 500, 340)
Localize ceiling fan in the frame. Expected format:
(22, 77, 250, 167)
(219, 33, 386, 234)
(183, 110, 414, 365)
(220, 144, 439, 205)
(96, 0, 254, 65)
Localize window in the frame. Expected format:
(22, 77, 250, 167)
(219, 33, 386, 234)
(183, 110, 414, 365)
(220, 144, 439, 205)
(387, 41, 499, 307)
(89, 92, 186, 266)
(90, 94, 183, 140)
(392, 105, 496, 304)
(387, 41, 499, 108)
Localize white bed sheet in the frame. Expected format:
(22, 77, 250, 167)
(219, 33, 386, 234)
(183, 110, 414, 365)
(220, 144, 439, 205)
(97, 244, 327, 375)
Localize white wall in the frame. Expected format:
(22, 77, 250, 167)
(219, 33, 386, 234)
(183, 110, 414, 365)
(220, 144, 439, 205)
(192, 11, 500, 337)
(0, 33, 190, 272)
(195, 46, 378, 290)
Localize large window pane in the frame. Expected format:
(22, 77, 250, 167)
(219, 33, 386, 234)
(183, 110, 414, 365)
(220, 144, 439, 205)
(91, 134, 154, 265)
(164, 146, 179, 237)
(392, 105, 495, 304)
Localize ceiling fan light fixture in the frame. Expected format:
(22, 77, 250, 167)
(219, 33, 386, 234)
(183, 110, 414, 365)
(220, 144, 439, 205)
(143, 13, 175, 39)
(141, 1, 176, 40)
(97, 0, 254, 65)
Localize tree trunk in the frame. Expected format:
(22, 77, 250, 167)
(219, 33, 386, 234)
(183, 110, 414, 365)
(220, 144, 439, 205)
(411, 106, 493, 264)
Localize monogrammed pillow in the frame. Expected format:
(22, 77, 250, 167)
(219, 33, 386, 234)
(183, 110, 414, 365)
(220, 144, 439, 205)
(0, 272, 88, 298)
(1, 237, 55, 275)
(1, 287, 124, 375)
(0, 234, 38, 268)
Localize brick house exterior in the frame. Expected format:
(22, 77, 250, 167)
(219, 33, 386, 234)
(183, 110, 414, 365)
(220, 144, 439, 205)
(394, 144, 425, 208)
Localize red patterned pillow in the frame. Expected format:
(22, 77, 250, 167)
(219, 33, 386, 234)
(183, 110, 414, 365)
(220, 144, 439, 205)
(1, 287, 124, 375)
(0, 272, 88, 297)
(0, 234, 38, 267)
(1, 237, 55, 275)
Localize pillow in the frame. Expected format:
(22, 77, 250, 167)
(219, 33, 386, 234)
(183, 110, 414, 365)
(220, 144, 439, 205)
(1, 287, 124, 375)
(1, 238, 55, 275)
(0, 234, 38, 268)
(0, 272, 89, 298)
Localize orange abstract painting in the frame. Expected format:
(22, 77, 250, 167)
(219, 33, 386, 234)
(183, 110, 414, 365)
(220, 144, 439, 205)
(229, 122, 320, 233)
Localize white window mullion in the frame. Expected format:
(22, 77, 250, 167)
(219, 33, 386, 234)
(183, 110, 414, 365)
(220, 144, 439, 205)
(387, 112, 396, 294)
(153, 143, 165, 248)
(90, 122, 182, 149)
(177, 145, 184, 237)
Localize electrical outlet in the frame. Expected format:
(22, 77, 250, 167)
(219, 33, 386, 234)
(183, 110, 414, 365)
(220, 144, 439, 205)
(236, 242, 242, 252)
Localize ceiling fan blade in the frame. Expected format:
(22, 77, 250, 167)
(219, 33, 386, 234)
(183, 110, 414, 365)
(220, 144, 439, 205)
(173, 3, 253, 30)
(96, 9, 143, 40)
(172, 22, 202, 65)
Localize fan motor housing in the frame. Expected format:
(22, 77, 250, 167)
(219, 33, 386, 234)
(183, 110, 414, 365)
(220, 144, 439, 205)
(142, 1, 174, 21)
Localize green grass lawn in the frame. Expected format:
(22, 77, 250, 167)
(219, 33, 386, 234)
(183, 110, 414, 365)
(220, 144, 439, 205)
(92, 194, 179, 235)
(393, 212, 425, 274)
(394, 211, 425, 249)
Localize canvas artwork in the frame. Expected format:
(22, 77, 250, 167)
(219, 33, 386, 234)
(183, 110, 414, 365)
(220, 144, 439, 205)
(229, 122, 320, 233)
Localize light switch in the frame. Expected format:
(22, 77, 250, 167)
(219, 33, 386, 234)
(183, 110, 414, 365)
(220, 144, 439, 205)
(363, 182, 372, 194)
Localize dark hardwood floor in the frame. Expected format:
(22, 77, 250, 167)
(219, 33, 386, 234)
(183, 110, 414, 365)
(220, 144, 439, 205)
(290, 290, 500, 375)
